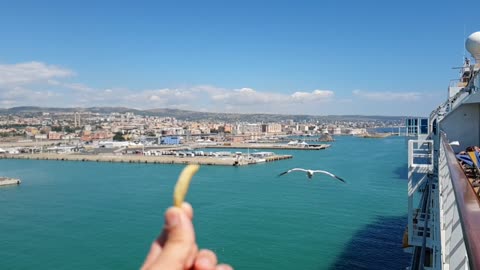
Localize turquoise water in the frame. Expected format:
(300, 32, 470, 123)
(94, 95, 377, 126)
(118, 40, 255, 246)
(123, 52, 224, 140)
(0, 136, 410, 269)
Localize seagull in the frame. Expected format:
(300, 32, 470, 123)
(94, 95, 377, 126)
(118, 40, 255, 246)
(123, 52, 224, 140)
(278, 168, 346, 183)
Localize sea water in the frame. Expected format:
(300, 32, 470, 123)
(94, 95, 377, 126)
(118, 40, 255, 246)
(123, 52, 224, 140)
(0, 136, 410, 269)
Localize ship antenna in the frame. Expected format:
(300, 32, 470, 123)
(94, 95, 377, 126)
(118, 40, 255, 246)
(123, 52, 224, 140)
(464, 24, 467, 60)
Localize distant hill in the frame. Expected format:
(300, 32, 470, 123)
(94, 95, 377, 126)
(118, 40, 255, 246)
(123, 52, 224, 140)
(0, 106, 411, 122)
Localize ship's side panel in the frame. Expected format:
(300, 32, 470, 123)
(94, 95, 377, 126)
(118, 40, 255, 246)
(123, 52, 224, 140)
(439, 104, 480, 150)
(438, 140, 469, 269)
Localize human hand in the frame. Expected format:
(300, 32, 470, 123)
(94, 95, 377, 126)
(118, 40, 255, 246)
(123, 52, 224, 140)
(141, 202, 233, 270)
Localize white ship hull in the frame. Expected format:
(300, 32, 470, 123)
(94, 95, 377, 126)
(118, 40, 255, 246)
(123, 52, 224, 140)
(405, 32, 480, 270)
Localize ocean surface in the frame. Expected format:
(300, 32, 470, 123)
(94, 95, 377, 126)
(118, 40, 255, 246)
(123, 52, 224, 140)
(0, 136, 410, 269)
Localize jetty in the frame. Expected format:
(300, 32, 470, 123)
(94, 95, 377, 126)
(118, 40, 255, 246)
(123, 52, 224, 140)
(0, 153, 292, 166)
(195, 143, 331, 151)
(0, 177, 21, 186)
(359, 132, 392, 138)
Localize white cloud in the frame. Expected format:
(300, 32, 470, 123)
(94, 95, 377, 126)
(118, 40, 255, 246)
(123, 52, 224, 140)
(352, 89, 422, 101)
(0, 62, 73, 85)
(123, 88, 198, 106)
(0, 60, 440, 115)
(211, 88, 334, 107)
(63, 83, 93, 92)
(0, 85, 62, 106)
(291, 90, 334, 102)
(212, 87, 285, 105)
(0, 100, 16, 106)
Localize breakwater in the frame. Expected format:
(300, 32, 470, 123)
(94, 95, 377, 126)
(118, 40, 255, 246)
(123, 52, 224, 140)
(196, 143, 330, 150)
(0, 153, 292, 166)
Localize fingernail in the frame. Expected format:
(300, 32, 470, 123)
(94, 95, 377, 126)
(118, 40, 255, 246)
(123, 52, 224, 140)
(165, 208, 180, 227)
(197, 257, 213, 268)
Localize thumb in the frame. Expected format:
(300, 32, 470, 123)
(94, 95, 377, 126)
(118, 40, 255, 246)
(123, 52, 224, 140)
(150, 207, 196, 270)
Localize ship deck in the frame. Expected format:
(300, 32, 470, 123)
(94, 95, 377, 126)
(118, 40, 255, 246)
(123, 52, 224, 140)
(457, 161, 480, 199)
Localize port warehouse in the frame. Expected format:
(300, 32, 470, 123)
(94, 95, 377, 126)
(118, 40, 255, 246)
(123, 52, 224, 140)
(95, 136, 182, 148)
(160, 136, 182, 145)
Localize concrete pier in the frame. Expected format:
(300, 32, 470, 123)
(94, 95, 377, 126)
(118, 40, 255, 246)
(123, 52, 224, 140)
(0, 153, 292, 166)
(196, 143, 331, 151)
(265, 155, 293, 162)
(0, 177, 21, 186)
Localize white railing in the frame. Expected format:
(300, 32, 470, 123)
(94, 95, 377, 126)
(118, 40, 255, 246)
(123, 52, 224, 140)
(408, 140, 434, 173)
(408, 140, 434, 250)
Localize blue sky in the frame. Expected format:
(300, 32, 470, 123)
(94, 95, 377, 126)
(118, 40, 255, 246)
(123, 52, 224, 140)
(0, 0, 479, 116)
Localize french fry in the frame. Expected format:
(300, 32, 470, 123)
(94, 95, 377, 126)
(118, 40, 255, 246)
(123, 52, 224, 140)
(173, 164, 200, 207)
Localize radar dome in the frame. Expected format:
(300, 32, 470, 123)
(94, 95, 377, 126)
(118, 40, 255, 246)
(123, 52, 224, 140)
(466, 31, 480, 61)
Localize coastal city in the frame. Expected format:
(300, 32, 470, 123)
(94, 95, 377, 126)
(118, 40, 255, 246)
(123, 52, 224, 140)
(4, 1, 478, 269)
(0, 108, 404, 167)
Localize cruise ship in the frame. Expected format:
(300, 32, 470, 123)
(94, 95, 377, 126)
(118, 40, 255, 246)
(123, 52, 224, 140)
(405, 32, 480, 269)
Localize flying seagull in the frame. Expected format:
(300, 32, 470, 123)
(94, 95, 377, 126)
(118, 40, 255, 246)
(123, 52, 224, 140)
(278, 168, 346, 183)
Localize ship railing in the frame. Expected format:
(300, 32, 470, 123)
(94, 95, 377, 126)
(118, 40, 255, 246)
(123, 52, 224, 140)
(449, 78, 462, 88)
(408, 140, 434, 255)
(439, 132, 480, 270)
(408, 140, 434, 172)
(429, 100, 450, 120)
(408, 173, 435, 270)
(451, 90, 472, 110)
(432, 79, 478, 121)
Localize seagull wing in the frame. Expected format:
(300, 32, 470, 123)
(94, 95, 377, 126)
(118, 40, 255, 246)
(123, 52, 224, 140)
(278, 168, 307, 177)
(312, 170, 346, 183)
(289, 168, 309, 173)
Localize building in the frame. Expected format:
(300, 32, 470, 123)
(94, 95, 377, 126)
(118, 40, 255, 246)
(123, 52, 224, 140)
(160, 136, 182, 145)
(25, 127, 39, 136)
(61, 134, 77, 140)
(91, 131, 113, 140)
(236, 123, 261, 135)
(81, 135, 92, 142)
(35, 134, 47, 140)
(223, 124, 233, 133)
(48, 132, 62, 140)
(261, 123, 282, 134)
(297, 124, 309, 132)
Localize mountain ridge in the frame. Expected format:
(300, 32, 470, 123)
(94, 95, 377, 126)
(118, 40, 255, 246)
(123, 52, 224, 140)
(0, 106, 412, 122)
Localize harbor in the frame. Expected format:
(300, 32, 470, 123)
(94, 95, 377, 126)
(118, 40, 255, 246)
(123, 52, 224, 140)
(0, 140, 328, 167)
(0, 134, 409, 270)
(1, 1, 453, 268)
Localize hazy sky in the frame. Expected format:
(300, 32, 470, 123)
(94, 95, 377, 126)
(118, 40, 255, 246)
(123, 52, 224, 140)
(1, 0, 479, 116)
